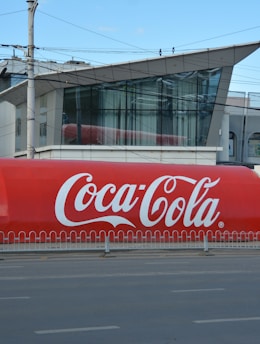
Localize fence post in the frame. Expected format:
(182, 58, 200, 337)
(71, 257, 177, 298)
(105, 235, 110, 254)
(203, 234, 209, 252)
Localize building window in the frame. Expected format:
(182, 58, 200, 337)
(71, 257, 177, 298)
(248, 132, 260, 157)
(39, 94, 47, 146)
(15, 118, 21, 137)
(229, 132, 236, 157)
(62, 68, 221, 147)
(15, 106, 23, 152)
(40, 122, 47, 137)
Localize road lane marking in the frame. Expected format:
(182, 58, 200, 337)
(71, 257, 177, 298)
(0, 270, 250, 280)
(194, 317, 260, 324)
(0, 266, 24, 269)
(35, 325, 120, 335)
(0, 296, 30, 300)
(171, 288, 225, 293)
(145, 262, 188, 265)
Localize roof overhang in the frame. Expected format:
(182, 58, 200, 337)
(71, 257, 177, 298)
(1, 41, 259, 106)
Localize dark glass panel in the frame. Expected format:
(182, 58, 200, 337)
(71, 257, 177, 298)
(62, 68, 221, 147)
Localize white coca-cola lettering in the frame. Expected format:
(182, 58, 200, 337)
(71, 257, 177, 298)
(139, 176, 220, 228)
(140, 176, 195, 227)
(74, 176, 139, 213)
(55, 173, 221, 229)
(184, 177, 220, 227)
(55, 173, 137, 227)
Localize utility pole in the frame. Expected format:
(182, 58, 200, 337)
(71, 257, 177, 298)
(27, 0, 38, 159)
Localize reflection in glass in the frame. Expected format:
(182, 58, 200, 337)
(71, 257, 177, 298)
(62, 68, 221, 146)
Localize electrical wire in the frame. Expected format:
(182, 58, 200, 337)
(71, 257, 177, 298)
(2, 43, 259, 100)
(1, 6, 260, 163)
(0, 9, 26, 17)
(38, 10, 157, 56)
(1, 56, 260, 111)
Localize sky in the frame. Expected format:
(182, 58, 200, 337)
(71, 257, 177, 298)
(1, 0, 260, 94)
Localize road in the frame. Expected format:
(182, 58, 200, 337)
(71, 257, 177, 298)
(0, 250, 260, 344)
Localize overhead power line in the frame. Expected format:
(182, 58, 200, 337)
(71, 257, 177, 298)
(38, 10, 157, 56)
(175, 26, 260, 49)
(0, 9, 26, 16)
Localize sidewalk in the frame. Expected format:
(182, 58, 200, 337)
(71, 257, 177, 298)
(1, 247, 260, 262)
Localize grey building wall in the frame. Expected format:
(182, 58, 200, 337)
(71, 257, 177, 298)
(224, 91, 260, 165)
(0, 101, 15, 157)
(15, 89, 63, 153)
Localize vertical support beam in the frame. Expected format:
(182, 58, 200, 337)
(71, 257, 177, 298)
(203, 234, 209, 252)
(75, 87, 82, 144)
(105, 235, 110, 254)
(27, 0, 38, 159)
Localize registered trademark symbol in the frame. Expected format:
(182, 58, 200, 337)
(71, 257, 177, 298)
(218, 221, 224, 229)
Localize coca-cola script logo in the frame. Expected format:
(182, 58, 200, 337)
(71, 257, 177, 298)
(55, 173, 221, 229)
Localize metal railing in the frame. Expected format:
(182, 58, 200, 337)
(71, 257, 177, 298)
(1, 229, 260, 253)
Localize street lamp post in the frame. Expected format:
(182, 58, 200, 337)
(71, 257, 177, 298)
(27, 0, 38, 159)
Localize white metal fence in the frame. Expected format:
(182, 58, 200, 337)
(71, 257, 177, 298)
(1, 229, 260, 253)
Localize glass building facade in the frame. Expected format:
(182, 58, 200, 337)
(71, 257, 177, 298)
(9, 42, 259, 161)
(62, 68, 221, 147)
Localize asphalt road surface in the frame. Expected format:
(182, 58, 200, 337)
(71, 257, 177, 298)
(1, 250, 260, 344)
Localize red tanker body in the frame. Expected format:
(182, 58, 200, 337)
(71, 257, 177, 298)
(0, 158, 260, 243)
